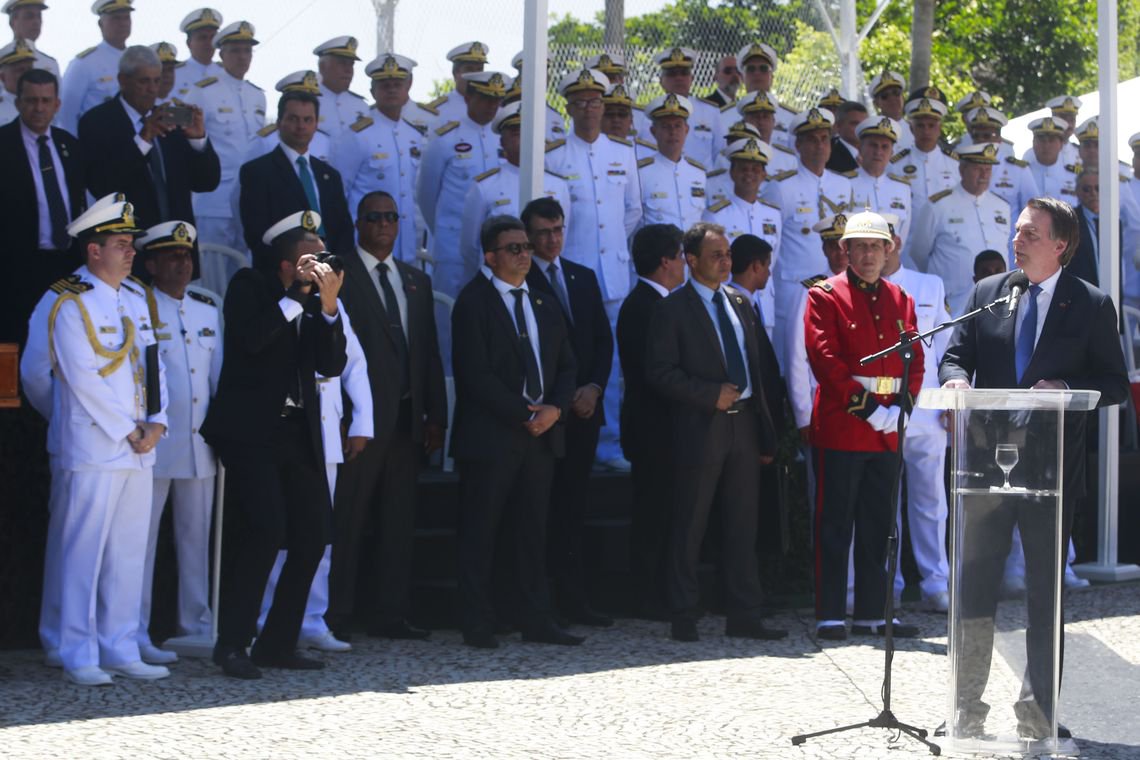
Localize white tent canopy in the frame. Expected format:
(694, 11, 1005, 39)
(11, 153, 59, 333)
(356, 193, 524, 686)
(1006, 76, 1140, 161)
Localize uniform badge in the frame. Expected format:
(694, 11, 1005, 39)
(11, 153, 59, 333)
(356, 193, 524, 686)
(455, 142, 472, 153)
(691, 187, 705, 198)
(996, 215, 1008, 225)
(372, 153, 389, 160)
(903, 165, 916, 174)
(156, 332, 172, 341)
(763, 223, 776, 235)
(607, 169, 626, 176)
(200, 328, 216, 337)
(493, 198, 510, 206)
(99, 325, 116, 334)
(410, 147, 421, 158)
(801, 227, 810, 234)
(651, 192, 668, 199)
(890, 200, 905, 209)
(949, 217, 964, 224)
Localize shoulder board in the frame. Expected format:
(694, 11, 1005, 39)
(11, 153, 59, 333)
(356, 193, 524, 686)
(888, 173, 910, 183)
(699, 97, 720, 107)
(941, 146, 958, 158)
(257, 123, 278, 138)
(684, 156, 706, 171)
(929, 188, 953, 203)
(637, 157, 655, 169)
(416, 101, 439, 116)
(801, 275, 827, 289)
(121, 280, 143, 298)
(545, 138, 566, 152)
(779, 103, 797, 114)
(707, 168, 727, 178)
(840, 169, 858, 178)
(1005, 156, 1029, 168)
(631, 104, 644, 112)
(427, 95, 448, 109)
(1064, 163, 1080, 174)
(708, 199, 731, 213)
(773, 169, 797, 181)
(348, 90, 365, 100)
(890, 148, 911, 163)
(474, 167, 501, 182)
(720, 102, 736, 114)
(187, 290, 216, 307)
(49, 274, 93, 294)
(544, 169, 567, 181)
(759, 199, 780, 210)
(1002, 137, 1013, 145)
(350, 115, 374, 133)
(635, 137, 657, 150)
(607, 135, 633, 147)
(811, 280, 833, 291)
(774, 143, 795, 154)
(76, 46, 97, 59)
(174, 61, 187, 69)
(196, 76, 218, 88)
(247, 81, 264, 92)
(434, 121, 460, 136)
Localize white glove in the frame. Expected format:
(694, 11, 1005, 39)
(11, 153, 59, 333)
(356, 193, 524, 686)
(867, 404, 906, 433)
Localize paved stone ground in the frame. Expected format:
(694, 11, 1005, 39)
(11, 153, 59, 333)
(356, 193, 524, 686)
(1, 583, 1137, 760)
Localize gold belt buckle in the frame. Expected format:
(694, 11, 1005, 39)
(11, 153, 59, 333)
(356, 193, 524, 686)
(874, 376, 895, 395)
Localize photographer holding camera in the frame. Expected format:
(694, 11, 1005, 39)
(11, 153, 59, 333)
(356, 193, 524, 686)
(200, 210, 347, 680)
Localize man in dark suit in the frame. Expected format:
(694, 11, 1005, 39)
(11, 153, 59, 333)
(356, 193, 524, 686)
(618, 223, 686, 618)
(77, 45, 220, 276)
(200, 212, 347, 679)
(0, 69, 85, 346)
(521, 197, 614, 627)
(703, 55, 740, 108)
(450, 214, 580, 649)
(238, 90, 354, 259)
(1067, 168, 1120, 295)
(326, 190, 447, 642)
(940, 197, 1128, 738)
(727, 234, 785, 430)
(646, 221, 786, 643)
(825, 100, 865, 174)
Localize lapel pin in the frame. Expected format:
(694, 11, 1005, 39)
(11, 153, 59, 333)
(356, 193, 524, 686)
(535, 297, 543, 305)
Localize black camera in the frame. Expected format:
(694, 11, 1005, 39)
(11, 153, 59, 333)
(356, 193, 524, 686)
(313, 251, 343, 274)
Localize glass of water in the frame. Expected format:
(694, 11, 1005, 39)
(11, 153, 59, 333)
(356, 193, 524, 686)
(995, 443, 1019, 490)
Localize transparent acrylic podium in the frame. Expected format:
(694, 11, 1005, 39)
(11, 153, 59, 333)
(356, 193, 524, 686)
(917, 388, 1099, 757)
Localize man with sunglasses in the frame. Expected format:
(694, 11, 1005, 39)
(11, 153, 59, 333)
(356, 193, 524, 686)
(868, 71, 913, 153)
(653, 47, 722, 169)
(704, 55, 740, 108)
(734, 43, 796, 148)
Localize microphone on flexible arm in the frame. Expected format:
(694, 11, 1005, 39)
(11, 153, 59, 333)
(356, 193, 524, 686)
(1004, 270, 1030, 317)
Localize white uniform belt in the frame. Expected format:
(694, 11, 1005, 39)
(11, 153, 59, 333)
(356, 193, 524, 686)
(852, 375, 902, 394)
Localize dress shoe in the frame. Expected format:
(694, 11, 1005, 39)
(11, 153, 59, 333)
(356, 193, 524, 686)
(816, 624, 847, 641)
(923, 590, 950, 613)
(462, 631, 500, 649)
(139, 643, 179, 665)
(299, 631, 352, 652)
(329, 628, 353, 643)
(725, 618, 788, 640)
(43, 649, 63, 668)
(64, 666, 113, 686)
(1063, 572, 1090, 590)
(671, 619, 699, 642)
(562, 605, 614, 628)
(104, 661, 170, 680)
(368, 620, 431, 640)
(1013, 700, 1071, 739)
(522, 623, 585, 646)
(213, 648, 262, 680)
(250, 650, 325, 670)
(851, 621, 921, 638)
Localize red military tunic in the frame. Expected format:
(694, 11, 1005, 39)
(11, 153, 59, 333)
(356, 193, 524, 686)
(804, 269, 924, 452)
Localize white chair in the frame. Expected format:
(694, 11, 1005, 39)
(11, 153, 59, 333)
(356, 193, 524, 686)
(197, 243, 249, 298)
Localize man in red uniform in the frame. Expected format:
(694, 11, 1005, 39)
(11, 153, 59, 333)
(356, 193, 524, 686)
(804, 210, 925, 641)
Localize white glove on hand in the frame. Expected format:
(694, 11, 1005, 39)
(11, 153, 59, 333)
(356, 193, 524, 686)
(866, 404, 906, 433)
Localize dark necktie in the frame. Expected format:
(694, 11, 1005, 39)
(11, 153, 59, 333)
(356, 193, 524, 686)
(377, 261, 410, 393)
(546, 261, 573, 323)
(141, 117, 170, 220)
(36, 135, 70, 250)
(511, 288, 543, 400)
(754, 298, 765, 329)
(1014, 284, 1042, 382)
(296, 155, 327, 236)
(713, 290, 748, 391)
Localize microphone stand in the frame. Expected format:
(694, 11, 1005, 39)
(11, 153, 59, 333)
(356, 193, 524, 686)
(791, 291, 1014, 756)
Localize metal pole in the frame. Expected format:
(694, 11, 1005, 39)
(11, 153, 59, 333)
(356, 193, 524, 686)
(839, 0, 857, 100)
(520, 0, 549, 208)
(374, 0, 398, 53)
(604, 0, 624, 50)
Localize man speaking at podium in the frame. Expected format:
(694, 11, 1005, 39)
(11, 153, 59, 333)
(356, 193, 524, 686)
(939, 197, 1128, 738)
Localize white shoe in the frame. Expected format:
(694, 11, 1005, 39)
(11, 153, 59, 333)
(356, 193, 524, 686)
(924, 590, 950, 613)
(65, 666, 113, 686)
(104, 661, 170, 680)
(299, 631, 352, 652)
(1064, 573, 1090, 589)
(597, 457, 632, 473)
(44, 649, 63, 668)
(140, 643, 179, 665)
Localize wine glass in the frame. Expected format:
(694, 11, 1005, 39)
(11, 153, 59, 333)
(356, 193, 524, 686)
(995, 444, 1019, 490)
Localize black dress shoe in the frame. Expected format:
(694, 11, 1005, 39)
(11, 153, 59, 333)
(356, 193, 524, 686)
(851, 622, 921, 638)
(563, 606, 614, 628)
(671, 619, 699, 642)
(1013, 700, 1071, 739)
(368, 620, 431, 640)
(462, 631, 499, 649)
(213, 648, 262, 680)
(816, 625, 847, 641)
(250, 650, 325, 670)
(725, 618, 788, 640)
(522, 623, 585, 646)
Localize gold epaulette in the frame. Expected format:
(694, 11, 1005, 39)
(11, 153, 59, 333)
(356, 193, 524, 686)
(608, 135, 633, 147)
(890, 148, 911, 163)
(708, 199, 731, 212)
(427, 95, 448, 109)
(350, 115, 374, 133)
(942, 145, 958, 158)
(121, 277, 144, 297)
(545, 138, 566, 152)
(248, 81, 264, 92)
(545, 169, 567, 181)
(347, 90, 365, 100)
(888, 173, 910, 183)
(699, 97, 719, 107)
(707, 168, 726, 178)
(685, 156, 706, 171)
(811, 280, 833, 291)
(773, 169, 797, 181)
(840, 169, 858, 178)
(127, 275, 166, 330)
(187, 289, 216, 307)
(759, 198, 780, 210)
(434, 120, 459, 136)
(929, 188, 953, 203)
(1064, 163, 1080, 174)
(474, 167, 500, 182)
(1005, 156, 1029, 168)
(774, 143, 795, 154)
(257, 123, 278, 138)
(417, 101, 439, 116)
(76, 46, 96, 59)
(635, 137, 657, 150)
(195, 76, 218, 88)
(637, 157, 654, 169)
(47, 293, 139, 379)
(50, 275, 92, 294)
(801, 274, 827, 289)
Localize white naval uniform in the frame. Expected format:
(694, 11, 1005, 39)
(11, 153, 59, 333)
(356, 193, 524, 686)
(0, 90, 16, 125)
(705, 168, 731, 205)
(58, 41, 123, 135)
(784, 276, 825, 433)
(849, 167, 913, 246)
(637, 152, 707, 231)
(892, 118, 914, 153)
(317, 83, 368, 143)
(416, 115, 499, 297)
(890, 145, 957, 218)
(261, 300, 372, 640)
(424, 89, 466, 131)
(172, 59, 223, 101)
(330, 110, 425, 264)
(681, 96, 724, 169)
(908, 185, 1011, 316)
(401, 100, 440, 139)
(141, 287, 221, 643)
(988, 156, 1040, 240)
(1021, 141, 1080, 169)
(1025, 155, 1078, 203)
(702, 192, 781, 350)
(631, 107, 651, 144)
(458, 163, 571, 278)
(30, 45, 60, 78)
(49, 275, 168, 672)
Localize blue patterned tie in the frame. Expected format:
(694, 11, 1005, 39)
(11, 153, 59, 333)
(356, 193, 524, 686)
(1014, 284, 1042, 382)
(295, 155, 326, 236)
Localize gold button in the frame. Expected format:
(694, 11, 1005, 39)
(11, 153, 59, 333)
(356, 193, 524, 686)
(191, 427, 197, 434)
(186, 338, 192, 344)
(190, 368, 196, 374)
(192, 397, 198, 404)
(878, 333, 884, 339)
(874, 315, 880, 320)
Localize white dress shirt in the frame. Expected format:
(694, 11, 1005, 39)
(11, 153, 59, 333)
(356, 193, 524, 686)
(279, 141, 322, 210)
(1015, 266, 1061, 351)
(491, 275, 544, 403)
(20, 121, 73, 250)
(689, 278, 752, 399)
(357, 246, 409, 342)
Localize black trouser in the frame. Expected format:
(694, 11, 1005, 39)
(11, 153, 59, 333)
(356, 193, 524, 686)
(457, 439, 555, 636)
(668, 408, 766, 621)
(327, 401, 420, 630)
(547, 412, 602, 609)
(214, 416, 330, 656)
(628, 449, 673, 612)
(813, 448, 895, 622)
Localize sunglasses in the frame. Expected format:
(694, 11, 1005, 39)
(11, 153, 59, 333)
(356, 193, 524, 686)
(745, 64, 772, 74)
(362, 211, 399, 224)
(721, 66, 739, 75)
(490, 242, 535, 255)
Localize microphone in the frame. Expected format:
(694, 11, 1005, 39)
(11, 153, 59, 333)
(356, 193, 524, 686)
(1005, 271, 1030, 316)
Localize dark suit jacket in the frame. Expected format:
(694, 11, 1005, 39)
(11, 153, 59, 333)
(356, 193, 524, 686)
(0, 119, 86, 256)
(449, 273, 577, 461)
(617, 279, 670, 462)
(338, 248, 447, 447)
(704, 89, 732, 108)
(646, 281, 778, 463)
(1066, 205, 1120, 292)
(200, 267, 347, 468)
(239, 145, 354, 259)
(825, 137, 858, 174)
(526, 256, 613, 424)
(939, 269, 1128, 496)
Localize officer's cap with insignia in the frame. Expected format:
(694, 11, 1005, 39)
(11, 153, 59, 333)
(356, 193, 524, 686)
(789, 107, 835, 135)
(584, 52, 627, 76)
(654, 47, 697, 70)
(1129, 132, 1140, 151)
(1029, 115, 1069, 136)
(0, 38, 36, 67)
(725, 120, 762, 141)
(955, 142, 999, 165)
(1075, 117, 1099, 143)
(149, 42, 179, 65)
(812, 213, 848, 240)
(66, 197, 143, 240)
(262, 210, 322, 246)
(1046, 95, 1082, 115)
(366, 53, 416, 81)
(3, 0, 48, 12)
(492, 102, 521, 134)
(736, 42, 777, 70)
(463, 71, 511, 98)
(723, 137, 770, 165)
(447, 41, 488, 64)
(180, 8, 221, 33)
(855, 116, 900, 143)
(313, 36, 360, 61)
(91, 0, 132, 15)
(964, 106, 1008, 130)
(601, 83, 633, 108)
(647, 93, 691, 121)
(736, 89, 778, 115)
(955, 90, 992, 113)
(904, 96, 948, 120)
(275, 70, 321, 95)
(869, 70, 905, 96)
(840, 210, 891, 242)
(138, 220, 197, 252)
(906, 85, 948, 107)
(559, 68, 609, 97)
(818, 87, 844, 109)
(214, 21, 258, 49)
